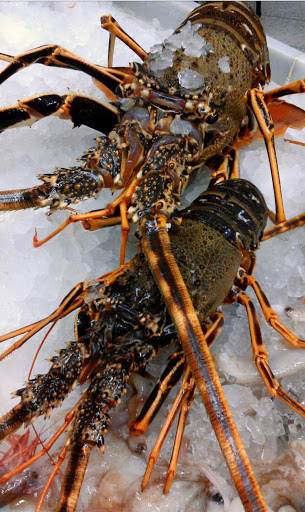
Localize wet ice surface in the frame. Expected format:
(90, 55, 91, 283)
(0, 2, 304, 512)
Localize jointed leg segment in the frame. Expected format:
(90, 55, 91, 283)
(0, 45, 122, 97)
(231, 271, 305, 418)
(0, 93, 118, 134)
(100, 14, 148, 67)
(243, 83, 305, 236)
(138, 310, 224, 492)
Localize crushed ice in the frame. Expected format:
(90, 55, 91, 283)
(170, 117, 193, 136)
(218, 56, 230, 73)
(177, 68, 205, 90)
(148, 21, 214, 79)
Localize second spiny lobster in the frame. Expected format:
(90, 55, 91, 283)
(1, 178, 305, 512)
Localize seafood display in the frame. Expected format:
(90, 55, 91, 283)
(0, 2, 305, 511)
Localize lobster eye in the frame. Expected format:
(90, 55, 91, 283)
(205, 110, 218, 124)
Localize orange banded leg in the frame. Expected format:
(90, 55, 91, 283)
(132, 311, 224, 436)
(82, 215, 122, 231)
(284, 138, 305, 147)
(0, 52, 14, 63)
(247, 87, 305, 235)
(33, 176, 141, 248)
(131, 351, 186, 436)
(0, 93, 118, 135)
(263, 212, 305, 240)
(208, 156, 230, 186)
(100, 14, 148, 67)
(141, 214, 268, 512)
(33, 207, 117, 248)
(241, 274, 305, 348)
(247, 88, 285, 225)
(203, 309, 225, 346)
(208, 149, 239, 188)
(0, 45, 125, 101)
(82, 209, 131, 266)
(140, 310, 224, 491)
(164, 378, 196, 494)
(263, 79, 305, 102)
(232, 288, 305, 419)
(141, 366, 194, 490)
(228, 148, 240, 180)
(36, 441, 70, 512)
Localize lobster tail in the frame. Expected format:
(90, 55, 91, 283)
(186, 179, 268, 250)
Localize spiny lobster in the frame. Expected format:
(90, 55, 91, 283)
(0, 2, 305, 512)
(1, 177, 304, 512)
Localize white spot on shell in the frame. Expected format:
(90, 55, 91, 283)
(243, 23, 253, 35)
(250, 193, 260, 203)
(237, 212, 248, 223)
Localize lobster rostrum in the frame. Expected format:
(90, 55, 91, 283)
(2, 178, 305, 512)
(0, 3, 305, 512)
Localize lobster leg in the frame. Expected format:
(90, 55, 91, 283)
(231, 288, 305, 419)
(246, 88, 305, 236)
(141, 366, 194, 490)
(247, 89, 285, 224)
(208, 148, 240, 187)
(0, 92, 118, 134)
(164, 375, 196, 494)
(141, 215, 268, 512)
(132, 310, 224, 436)
(0, 45, 123, 99)
(263, 78, 305, 101)
(262, 212, 305, 240)
(100, 14, 148, 67)
(241, 274, 305, 347)
(131, 350, 186, 436)
(139, 310, 224, 491)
